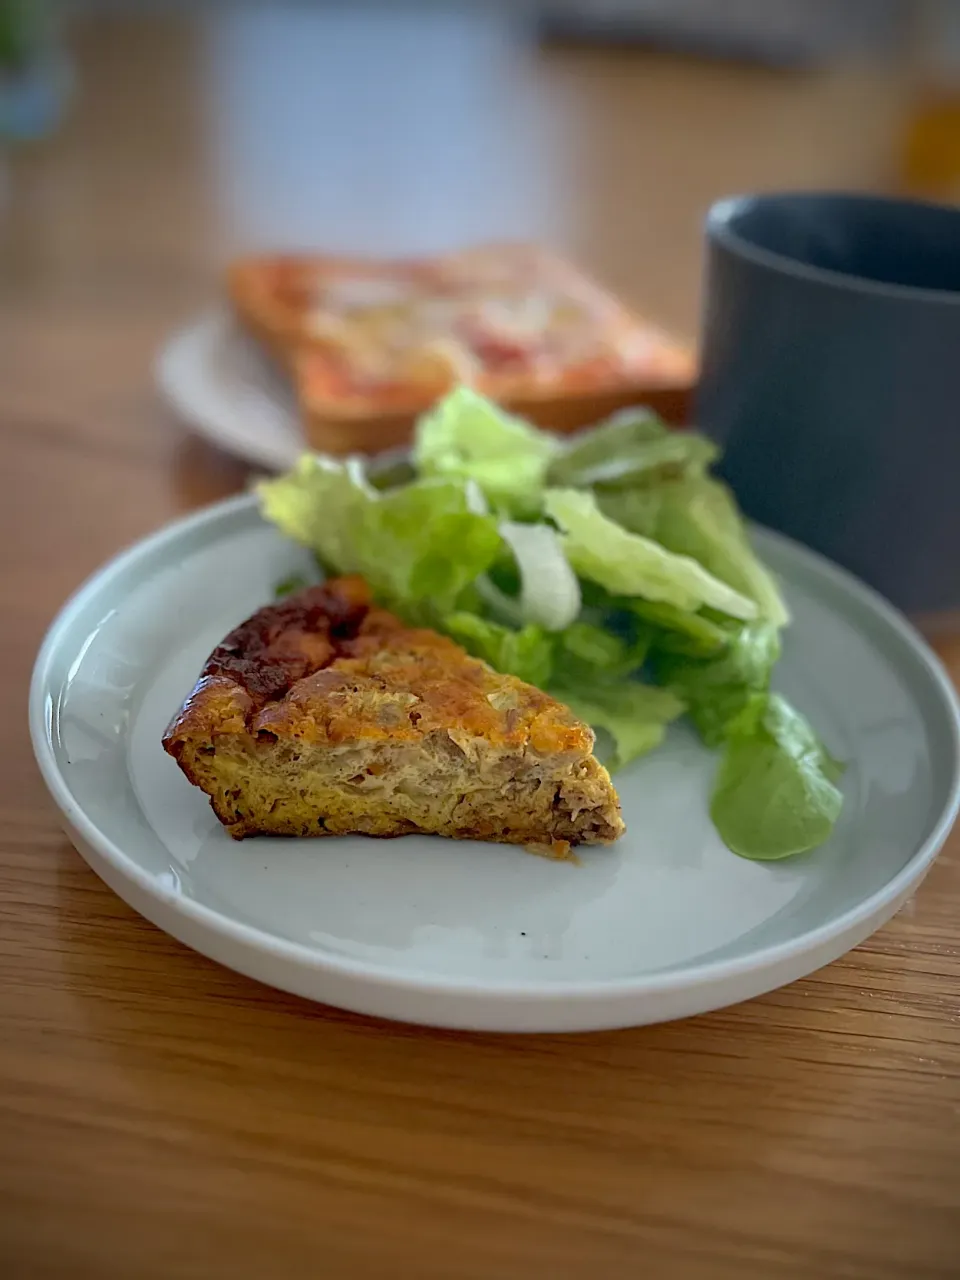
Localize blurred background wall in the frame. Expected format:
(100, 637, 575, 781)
(2, 0, 958, 344)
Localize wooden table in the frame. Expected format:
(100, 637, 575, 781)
(2, 11, 958, 1279)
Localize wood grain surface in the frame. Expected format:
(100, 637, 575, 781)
(1, 11, 958, 1279)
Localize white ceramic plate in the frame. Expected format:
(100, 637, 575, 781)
(30, 495, 960, 1032)
(156, 309, 304, 471)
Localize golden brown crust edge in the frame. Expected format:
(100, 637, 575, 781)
(226, 258, 302, 370)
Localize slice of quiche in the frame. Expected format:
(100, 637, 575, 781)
(163, 577, 624, 846)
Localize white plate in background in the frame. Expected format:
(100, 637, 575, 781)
(30, 495, 960, 1032)
(156, 309, 304, 471)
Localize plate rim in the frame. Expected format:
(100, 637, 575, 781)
(155, 309, 304, 472)
(30, 492, 960, 1007)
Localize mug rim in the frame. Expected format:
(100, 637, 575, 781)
(707, 191, 960, 307)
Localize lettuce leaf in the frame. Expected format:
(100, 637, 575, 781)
(653, 631, 843, 857)
(595, 485, 663, 539)
(601, 475, 789, 628)
(649, 476, 790, 628)
(553, 680, 685, 772)
(544, 489, 758, 621)
(442, 613, 554, 687)
(258, 454, 375, 573)
(442, 613, 652, 695)
(553, 619, 651, 687)
(548, 409, 717, 490)
(258, 458, 501, 614)
(710, 694, 843, 859)
(356, 481, 501, 611)
(652, 621, 780, 748)
(413, 386, 559, 512)
(498, 520, 581, 631)
(628, 599, 733, 658)
(576, 579, 731, 659)
(367, 453, 418, 492)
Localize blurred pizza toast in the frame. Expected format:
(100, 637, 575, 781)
(227, 243, 694, 453)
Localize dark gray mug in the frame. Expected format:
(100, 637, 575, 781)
(697, 192, 960, 617)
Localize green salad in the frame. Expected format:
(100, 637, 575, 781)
(259, 386, 843, 860)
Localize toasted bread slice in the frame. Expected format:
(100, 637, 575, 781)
(227, 244, 693, 453)
(163, 577, 624, 846)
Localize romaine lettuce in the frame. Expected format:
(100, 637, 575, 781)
(549, 409, 717, 490)
(627, 599, 733, 657)
(544, 489, 758, 621)
(710, 694, 844, 859)
(553, 680, 685, 772)
(553, 619, 651, 687)
(602, 475, 789, 628)
(258, 455, 375, 574)
(498, 520, 581, 631)
(652, 621, 780, 747)
(259, 459, 501, 614)
(441, 613, 554, 687)
(414, 385, 559, 512)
